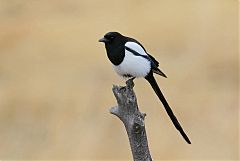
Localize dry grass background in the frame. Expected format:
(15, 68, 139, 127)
(0, 0, 238, 160)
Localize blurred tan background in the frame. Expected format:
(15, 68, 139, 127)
(0, 0, 238, 160)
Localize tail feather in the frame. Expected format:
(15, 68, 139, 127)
(145, 72, 191, 144)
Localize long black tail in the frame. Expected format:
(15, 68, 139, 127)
(145, 72, 191, 144)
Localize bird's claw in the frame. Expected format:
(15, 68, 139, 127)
(126, 77, 135, 88)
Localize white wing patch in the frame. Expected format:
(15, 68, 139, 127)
(125, 42, 148, 56)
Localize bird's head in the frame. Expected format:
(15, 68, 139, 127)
(99, 32, 124, 44)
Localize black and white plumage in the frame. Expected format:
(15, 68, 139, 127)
(99, 32, 191, 144)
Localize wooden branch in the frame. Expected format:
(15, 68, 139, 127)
(109, 79, 153, 161)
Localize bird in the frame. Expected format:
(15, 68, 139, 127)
(99, 31, 191, 144)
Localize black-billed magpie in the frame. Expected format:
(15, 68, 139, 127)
(99, 32, 191, 144)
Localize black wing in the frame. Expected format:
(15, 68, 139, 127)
(126, 37, 166, 77)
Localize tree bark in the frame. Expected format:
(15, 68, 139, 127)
(109, 79, 153, 161)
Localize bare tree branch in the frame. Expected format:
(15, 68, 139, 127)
(109, 79, 153, 161)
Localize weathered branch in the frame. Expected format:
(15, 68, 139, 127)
(109, 79, 153, 161)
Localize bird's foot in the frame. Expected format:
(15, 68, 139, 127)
(126, 77, 135, 88)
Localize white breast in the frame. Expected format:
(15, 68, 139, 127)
(113, 44, 151, 78)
